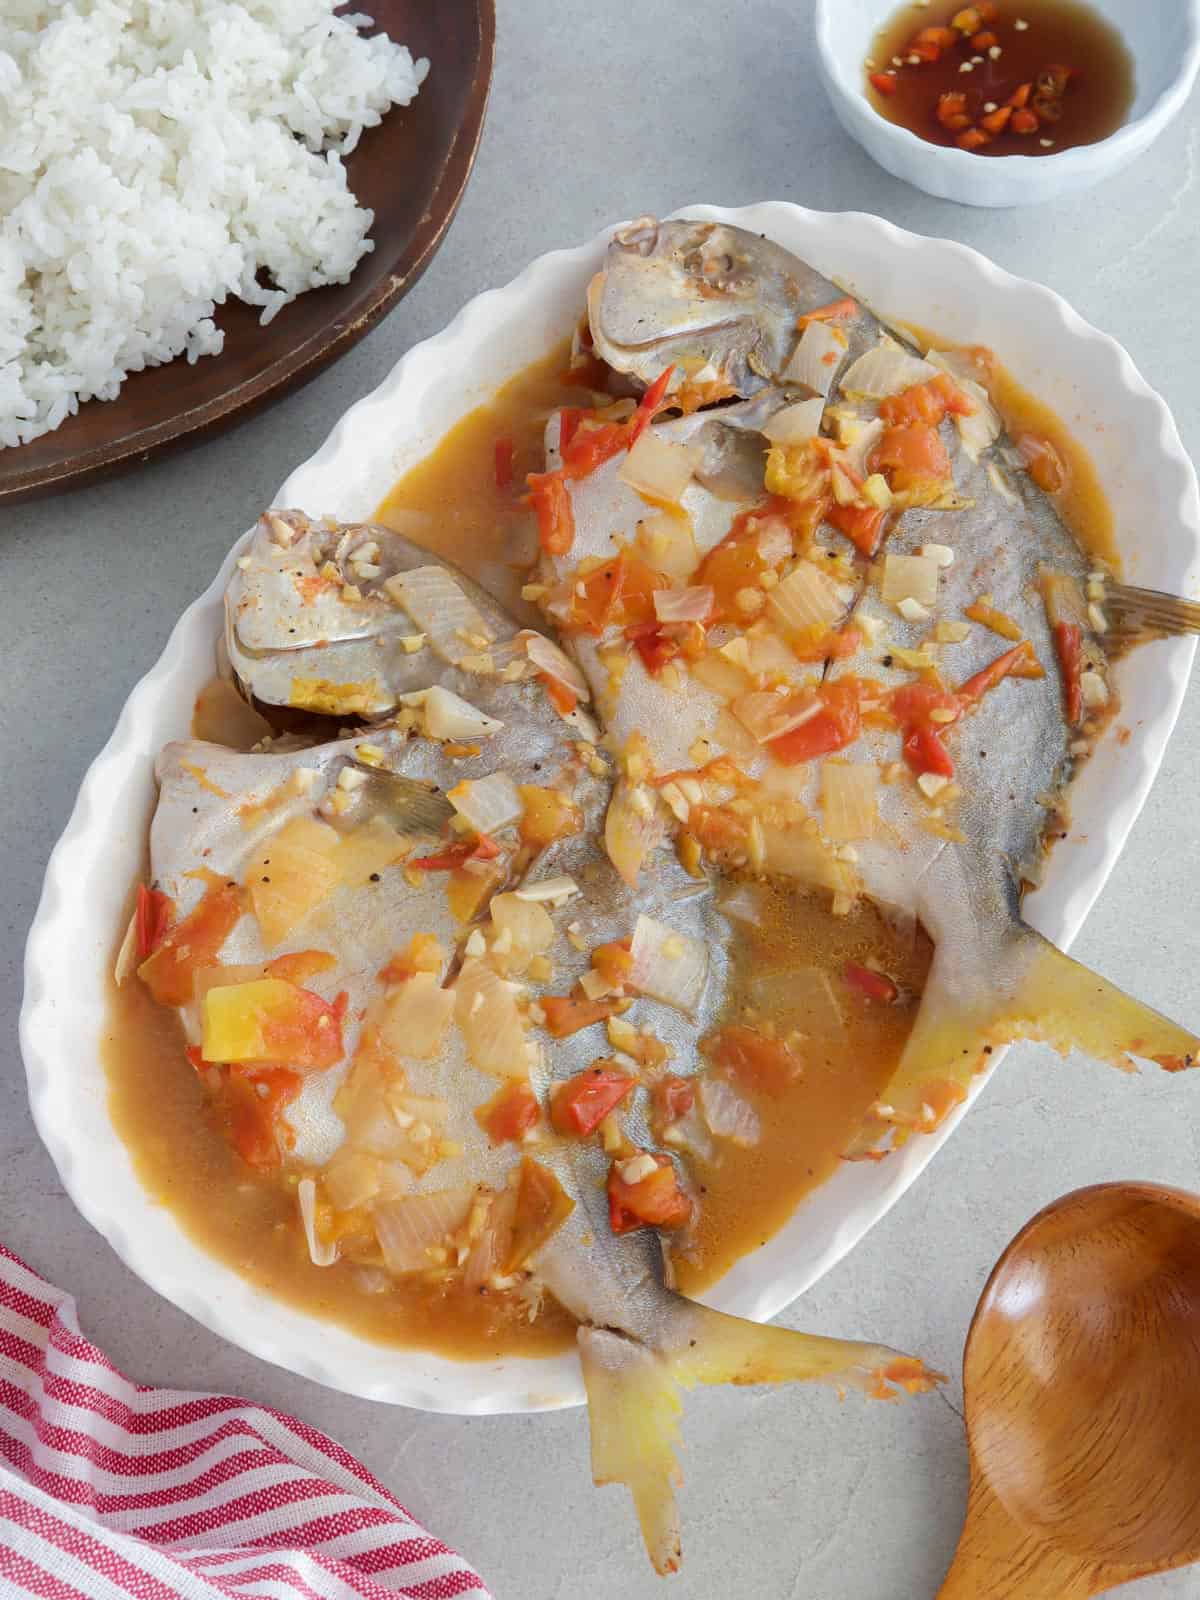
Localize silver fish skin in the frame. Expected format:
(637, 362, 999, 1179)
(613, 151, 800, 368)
(541, 222, 1199, 1150)
(587, 216, 878, 397)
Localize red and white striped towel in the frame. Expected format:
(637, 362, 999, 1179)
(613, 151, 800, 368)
(0, 1243, 492, 1600)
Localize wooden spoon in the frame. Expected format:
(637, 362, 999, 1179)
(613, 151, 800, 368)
(939, 1182, 1200, 1598)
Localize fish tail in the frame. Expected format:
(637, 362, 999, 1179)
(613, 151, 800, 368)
(844, 924, 1199, 1158)
(578, 1307, 939, 1574)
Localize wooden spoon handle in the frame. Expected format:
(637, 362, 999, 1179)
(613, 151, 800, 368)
(938, 1477, 1097, 1599)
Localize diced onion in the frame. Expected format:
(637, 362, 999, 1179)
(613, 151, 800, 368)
(637, 508, 699, 581)
(838, 415, 885, 479)
(618, 431, 703, 504)
(821, 761, 879, 840)
(653, 585, 714, 624)
(400, 685, 503, 740)
(1040, 567, 1088, 630)
(689, 651, 750, 700)
(841, 341, 935, 400)
(768, 561, 851, 633)
(448, 771, 523, 835)
(759, 823, 855, 895)
(519, 630, 590, 701)
(298, 1178, 337, 1267)
(698, 1077, 761, 1146)
(323, 1150, 383, 1212)
(745, 627, 797, 677)
(455, 958, 535, 1077)
(927, 351, 1002, 463)
(629, 914, 709, 1017)
(784, 321, 846, 398)
(464, 1187, 517, 1291)
(748, 966, 846, 1037)
(385, 567, 492, 665)
(490, 891, 555, 958)
(380, 970, 456, 1060)
(732, 689, 821, 745)
(717, 882, 766, 926)
(881, 553, 940, 610)
(372, 1187, 475, 1275)
(762, 397, 825, 446)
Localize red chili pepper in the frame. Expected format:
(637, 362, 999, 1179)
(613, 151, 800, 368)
(869, 71, 899, 96)
(628, 365, 675, 447)
(493, 436, 514, 489)
(1055, 621, 1084, 726)
(410, 835, 500, 871)
(904, 724, 955, 779)
(844, 962, 900, 1005)
(135, 884, 172, 961)
(957, 641, 1035, 706)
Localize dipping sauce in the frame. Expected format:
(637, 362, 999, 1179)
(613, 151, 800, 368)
(865, 0, 1135, 156)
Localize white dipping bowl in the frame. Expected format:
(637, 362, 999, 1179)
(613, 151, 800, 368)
(816, 0, 1200, 206)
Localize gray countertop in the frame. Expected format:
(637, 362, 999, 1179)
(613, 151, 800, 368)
(3, 3, 1198, 1596)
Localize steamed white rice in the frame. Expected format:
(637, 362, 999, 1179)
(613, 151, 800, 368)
(0, 1, 429, 448)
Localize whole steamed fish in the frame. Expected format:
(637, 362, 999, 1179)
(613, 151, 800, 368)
(131, 529, 937, 1575)
(527, 214, 1198, 1151)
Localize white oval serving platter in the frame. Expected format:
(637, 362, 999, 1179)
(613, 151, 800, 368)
(21, 203, 1200, 1415)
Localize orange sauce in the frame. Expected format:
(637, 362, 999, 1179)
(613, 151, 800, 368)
(866, 0, 1134, 157)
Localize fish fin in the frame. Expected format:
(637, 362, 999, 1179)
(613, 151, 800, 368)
(845, 924, 1199, 1157)
(578, 1327, 684, 1576)
(666, 1300, 941, 1399)
(578, 1308, 940, 1574)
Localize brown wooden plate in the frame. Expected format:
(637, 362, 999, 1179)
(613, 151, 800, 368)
(0, 0, 496, 506)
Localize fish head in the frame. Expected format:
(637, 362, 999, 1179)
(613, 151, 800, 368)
(588, 217, 853, 399)
(225, 509, 576, 724)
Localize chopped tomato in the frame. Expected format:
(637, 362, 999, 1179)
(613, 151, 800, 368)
(703, 1024, 801, 1097)
(879, 372, 974, 429)
(135, 884, 173, 961)
(769, 681, 862, 765)
(790, 622, 862, 663)
(890, 681, 961, 731)
(224, 1066, 301, 1169)
(541, 672, 577, 715)
(958, 641, 1038, 706)
(540, 994, 621, 1038)
(139, 877, 243, 1006)
(505, 1157, 575, 1271)
(871, 423, 951, 497)
(477, 1079, 541, 1145)
(560, 420, 627, 478)
(264, 949, 338, 985)
(627, 365, 675, 446)
(687, 804, 750, 860)
(904, 724, 955, 780)
(493, 436, 514, 489)
(558, 408, 582, 454)
(1017, 434, 1068, 495)
(652, 1074, 695, 1123)
(607, 1153, 692, 1235)
(518, 784, 582, 848)
(827, 501, 887, 557)
(797, 296, 859, 329)
(410, 834, 500, 871)
(1054, 621, 1083, 726)
(527, 470, 574, 556)
(551, 1064, 635, 1137)
(591, 938, 634, 988)
(565, 550, 665, 635)
(844, 962, 899, 1005)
